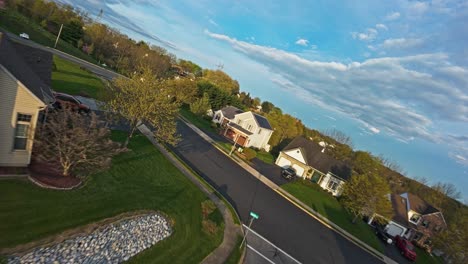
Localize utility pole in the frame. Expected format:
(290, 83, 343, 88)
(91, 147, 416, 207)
(229, 134, 240, 156)
(54, 24, 63, 49)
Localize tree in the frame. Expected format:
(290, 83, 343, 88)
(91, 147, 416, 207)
(352, 151, 382, 175)
(433, 208, 468, 264)
(179, 59, 202, 76)
(107, 67, 181, 147)
(261, 101, 274, 113)
(190, 92, 211, 116)
(341, 173, 393, 223)
(322, 128, 354, 148)
(203, 69, 240, 94)
(34, 110, 123, 177)
(165, 78, 198, 104)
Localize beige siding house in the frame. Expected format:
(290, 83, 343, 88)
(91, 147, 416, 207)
(276, 137, 352, 196)
(0, 32, 54, 167)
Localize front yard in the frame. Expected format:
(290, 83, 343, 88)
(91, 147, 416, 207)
(282, 180, 385, 253)
(0, 131, 223, 263)
(51, 55, 106, 99)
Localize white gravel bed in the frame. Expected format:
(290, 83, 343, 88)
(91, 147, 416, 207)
(8, 213, 172, 264)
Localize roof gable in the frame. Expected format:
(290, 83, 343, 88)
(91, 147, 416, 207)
(283, 136, 352, 180)
(0, 32, 53, 104)
(404, 193, 440, 215)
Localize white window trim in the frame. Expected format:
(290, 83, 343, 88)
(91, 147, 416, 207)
(13, 113, 33, 151)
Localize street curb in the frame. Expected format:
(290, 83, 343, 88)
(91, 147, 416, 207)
(136, 124, 243, 264)
(178, 117, 399, 264)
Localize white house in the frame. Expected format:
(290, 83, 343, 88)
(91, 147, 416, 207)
(212, 106, 243, 126)
(214, 106, 273, 152)
(0, 32, 54, 167)
(275, 136, 352, 196)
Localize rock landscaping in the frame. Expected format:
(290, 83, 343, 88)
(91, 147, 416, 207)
(8, 213, 172, 264)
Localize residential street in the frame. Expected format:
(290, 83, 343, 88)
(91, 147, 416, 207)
(172, 121, 383, 264)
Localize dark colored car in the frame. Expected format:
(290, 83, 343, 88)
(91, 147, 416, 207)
(395, 235, 417, 261)
(375, 225, 393, 245)
(281, 167, 296, 180)
(53, 92, 90, 113)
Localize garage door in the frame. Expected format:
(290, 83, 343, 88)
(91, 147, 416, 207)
(277, 157, 291, 168)
(292, 164, 305, 177)
(385, 223, 404, 237)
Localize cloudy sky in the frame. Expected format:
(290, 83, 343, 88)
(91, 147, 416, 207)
(59, 0, 468, 200)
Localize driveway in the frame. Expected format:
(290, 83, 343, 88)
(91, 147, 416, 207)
(172, 121, 382, 264)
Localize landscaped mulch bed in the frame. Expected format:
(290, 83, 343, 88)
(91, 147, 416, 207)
(29, 160, 81, 189)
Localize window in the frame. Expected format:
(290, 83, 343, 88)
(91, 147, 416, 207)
(434, 225, 441, 232)
(258, 129, 262, 135)
(237, 119, 242, 125)
(409, 213, 421, 224)
(413, 232, 423, 241)
(247, 124, 253, 131)
(422, 220, 430, 228)
(14, 113, 32, 150)
(327, 179, 339, 191)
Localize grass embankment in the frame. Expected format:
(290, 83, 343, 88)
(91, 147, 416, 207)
(0, 9, 98, 65)
(179, 106, 217, 133)
(225, 235, 244, 264)
(282, 180, 384, 253)
(52, 55, 106, 99)
(0, 132, 223, 263)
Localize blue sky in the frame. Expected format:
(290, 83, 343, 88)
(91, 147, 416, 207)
(60, 0, 468, 201)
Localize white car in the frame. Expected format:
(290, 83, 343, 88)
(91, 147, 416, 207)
(19, 33, 30, 39)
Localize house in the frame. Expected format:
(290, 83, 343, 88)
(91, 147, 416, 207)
(212, 106, 243, 126)
(213, 106, 273, 151)
(0, 32, 54, 167)
(276, 136, 352, 196)
(368, 193, 447, 251)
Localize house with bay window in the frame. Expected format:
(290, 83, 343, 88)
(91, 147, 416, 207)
(275, 136, 352, 196)
(0, 32, 54, 167)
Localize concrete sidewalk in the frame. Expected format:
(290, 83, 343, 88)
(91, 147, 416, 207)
(137, 124, 242, 264)
(177, 117, 398, 264)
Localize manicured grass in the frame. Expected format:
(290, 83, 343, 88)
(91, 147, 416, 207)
(0, 9, 98, 65)
(415, 248, 444, 264)
(225, 235, 244, 264)
(282, 180, 384, 253)
(179, 106, 217, 133)
(52, 56, 106, 99)
(0, 131, 223, 263)
(256, 150, 275, 164)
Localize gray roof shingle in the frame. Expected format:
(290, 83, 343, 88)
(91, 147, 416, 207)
(283, 136, 352, 180)
(220, 106, 243, 119)
(0, 32, 53, 104)
(253, 113, 272, 130)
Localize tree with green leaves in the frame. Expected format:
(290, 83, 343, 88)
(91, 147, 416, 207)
(433, 208, 467, 264)
(341, 173, 393, 223)
(190, 92, 211, 116)
(352, 151, 382, 175)
(203, 69, 240, 94)
(107, 67, 181, 147)
(261, 101, 274, 113)
(179, 59, 202, 76)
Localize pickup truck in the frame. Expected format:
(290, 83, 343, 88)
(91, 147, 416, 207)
(395, 235, 417, 261)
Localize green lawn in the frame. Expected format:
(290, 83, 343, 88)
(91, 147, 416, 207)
(179, 106, 217, 133)
(415, 247, 444, 264)
(52, 56, 106, 99)
(0, 9, 98, 65)
(256, 150, 275, 164)
(282, 180, 384, 253)
(225, 235, 243, 264)
(0, 131, 223, 263)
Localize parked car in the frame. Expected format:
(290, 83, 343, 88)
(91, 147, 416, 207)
(281, 167, 296, 180)
(52, 92, 90, 113)
(374, 225, 393, 245)
(19, 33, 29, 39)
(395, 235, 417, 261)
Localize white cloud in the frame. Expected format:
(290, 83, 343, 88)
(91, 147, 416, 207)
(208, 19, 218, 27)
(367, 45, 377, 51)
(449, 152, 468, 166)
(385, 12, 401, 20)
(295, 38, 309, 46)
(381, 38, 424, 49)
(206, 31, 468, 160)
(351, 28, 378, 42)
(408, 1, 429, 16)
(376, 24, 388, 31)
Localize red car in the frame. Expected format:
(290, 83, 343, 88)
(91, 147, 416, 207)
(53, 92, 90, 113)
(395, 235, 417, 261)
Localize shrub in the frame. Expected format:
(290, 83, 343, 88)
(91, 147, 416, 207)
(243, 148, 257, 160)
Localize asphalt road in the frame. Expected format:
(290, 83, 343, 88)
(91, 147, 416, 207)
(172, 121, 383, 264)
(10, 34, 386, 263)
